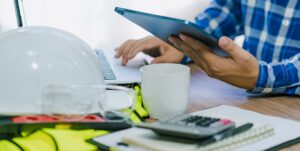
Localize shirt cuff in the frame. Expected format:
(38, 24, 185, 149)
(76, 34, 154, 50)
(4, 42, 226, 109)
(248, 61, 269, 94)
(248, 61, 287, 94)
(180, 55, 192, 64)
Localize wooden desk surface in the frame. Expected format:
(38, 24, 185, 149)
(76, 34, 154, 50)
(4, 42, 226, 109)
(187, 64, 300, 151)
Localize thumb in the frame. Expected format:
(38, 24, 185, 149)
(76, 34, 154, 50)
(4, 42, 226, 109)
(151, 56, 167, 64)
(218, 36, 245, 59)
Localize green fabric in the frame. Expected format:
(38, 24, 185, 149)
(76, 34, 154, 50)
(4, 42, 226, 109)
(0, 140, 22, 151)
(42, 128, 108, 151)
(134, 85, 149, 118)
(13, 130, 56, 151)
(0, 129, 108, 151)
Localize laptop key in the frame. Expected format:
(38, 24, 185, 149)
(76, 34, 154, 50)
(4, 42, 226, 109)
(104, 72, 116, 80)
(95, 49, 117, 80)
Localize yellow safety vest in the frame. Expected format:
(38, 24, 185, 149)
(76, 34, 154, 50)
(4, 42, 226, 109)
(0, 129, 108, 151)
(0, 85, 149, 151)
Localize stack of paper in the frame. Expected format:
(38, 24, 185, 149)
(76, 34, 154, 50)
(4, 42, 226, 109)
(91, 105, 300, 151)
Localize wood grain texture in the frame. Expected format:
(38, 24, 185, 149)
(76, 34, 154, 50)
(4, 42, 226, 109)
(187, 64, 300, 150)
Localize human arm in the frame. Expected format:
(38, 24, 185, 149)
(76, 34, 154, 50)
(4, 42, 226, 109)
(169, 34, 258, 90)
(170, 34, 300, 95)
(114, 36, 184, 65)
(115, 0, 243, 65)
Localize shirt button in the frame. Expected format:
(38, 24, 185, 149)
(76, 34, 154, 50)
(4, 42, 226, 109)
(283, 19, 290, 26)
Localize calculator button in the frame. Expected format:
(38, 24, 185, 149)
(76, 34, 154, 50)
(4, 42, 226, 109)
(212, 118, 220, 122)
(195, 119, 205, 124)
(186, 123, 196, 127)
(220, 119, 232, 125)
(136, 115, 235, 139)
(176, 121, 186, 126)
(196, 122, 210, 127)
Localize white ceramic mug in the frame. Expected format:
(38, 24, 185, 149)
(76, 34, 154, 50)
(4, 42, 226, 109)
(141, 63, 190, 119)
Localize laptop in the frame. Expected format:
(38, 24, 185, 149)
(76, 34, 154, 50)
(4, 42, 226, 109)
(95, 49, 153, 84)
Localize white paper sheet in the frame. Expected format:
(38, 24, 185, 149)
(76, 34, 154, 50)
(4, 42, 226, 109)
(93, 105, 300, 151)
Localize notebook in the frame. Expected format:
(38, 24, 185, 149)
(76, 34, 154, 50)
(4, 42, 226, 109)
(90, 105, 300, 151)
(121, 124, 274, 151)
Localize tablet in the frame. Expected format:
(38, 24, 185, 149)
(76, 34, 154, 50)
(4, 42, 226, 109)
(115, 7, 228, 57)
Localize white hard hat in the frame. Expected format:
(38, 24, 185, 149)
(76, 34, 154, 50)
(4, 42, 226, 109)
(0, 26, 104, 115)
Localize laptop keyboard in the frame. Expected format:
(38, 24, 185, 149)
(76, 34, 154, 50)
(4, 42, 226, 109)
(95, 49, 117, 80)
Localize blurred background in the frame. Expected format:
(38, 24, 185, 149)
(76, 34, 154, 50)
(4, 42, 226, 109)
(0, 0, 211, 49)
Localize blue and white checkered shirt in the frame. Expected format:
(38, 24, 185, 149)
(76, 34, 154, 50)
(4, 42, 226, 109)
(195, 0, 300, 95)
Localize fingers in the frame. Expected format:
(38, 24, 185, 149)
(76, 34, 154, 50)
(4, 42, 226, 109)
(170, 35, 238, 77)
(115, 36, 161, 65)
(151, 55, 167, 64)
(121, 41, 143, 65)
(169, 35, 218, 66)
(115, 38, 146, 65)
(178, 34, 219, 62)
(151, 48, 184, 64)
(168, 36, 210, 71)
(115, 40, 136, 65)
(178, 34, 211, 52)
(218, 36, 246, 60)
(169, 37, 200, 60)
(115, 40, 134, 58)
(128, 39, 153, 59)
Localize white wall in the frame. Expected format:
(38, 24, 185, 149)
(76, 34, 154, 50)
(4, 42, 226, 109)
(0, 0, 211, 49)
(0, 0, 18, 32)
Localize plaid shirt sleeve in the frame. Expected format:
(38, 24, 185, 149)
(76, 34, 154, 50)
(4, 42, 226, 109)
(194, 0, 300, 95)
(250, 55, 300, 95)
(195, 0, 243, 39)
(181, 0, 242, 64)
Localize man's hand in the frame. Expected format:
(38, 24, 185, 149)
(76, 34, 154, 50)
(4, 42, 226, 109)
(169, 34, 259, 90)
(115, 36, 184, 65)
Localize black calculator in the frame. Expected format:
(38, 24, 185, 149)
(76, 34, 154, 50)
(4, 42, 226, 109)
(136, 115, 235, 139)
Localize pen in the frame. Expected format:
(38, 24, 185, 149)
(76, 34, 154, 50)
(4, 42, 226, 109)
(198, 123, 254, 146)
